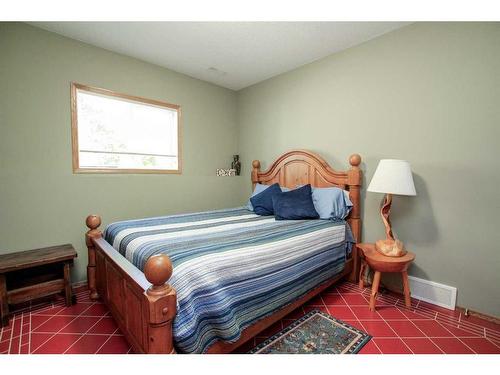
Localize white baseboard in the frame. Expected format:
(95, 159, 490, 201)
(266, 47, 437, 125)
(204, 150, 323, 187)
(408, 276, 457, 310)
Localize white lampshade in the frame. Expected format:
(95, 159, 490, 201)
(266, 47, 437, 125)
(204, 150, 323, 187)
(368, 159, 416, 196)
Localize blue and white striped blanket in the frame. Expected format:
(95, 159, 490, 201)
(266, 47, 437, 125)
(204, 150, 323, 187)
(103, 207, 353, 353)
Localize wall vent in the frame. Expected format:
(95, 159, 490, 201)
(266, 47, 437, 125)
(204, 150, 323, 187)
(408, 276, 457, 310)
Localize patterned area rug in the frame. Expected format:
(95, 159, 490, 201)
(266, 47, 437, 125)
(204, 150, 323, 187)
(249, 310, 371, 354)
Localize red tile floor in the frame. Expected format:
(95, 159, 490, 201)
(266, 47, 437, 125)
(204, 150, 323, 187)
(1, 281, 499, 354)
(0, 286, 131, 354)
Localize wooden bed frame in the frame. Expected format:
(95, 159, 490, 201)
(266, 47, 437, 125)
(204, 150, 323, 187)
(85, 150, 362, 354)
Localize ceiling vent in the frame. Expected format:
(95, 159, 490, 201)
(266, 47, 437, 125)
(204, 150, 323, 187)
(207, 67, 227, 76)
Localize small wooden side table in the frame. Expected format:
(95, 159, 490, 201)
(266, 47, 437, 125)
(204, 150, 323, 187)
(357, 243, 415, 311)
(0, 244, 77, 327)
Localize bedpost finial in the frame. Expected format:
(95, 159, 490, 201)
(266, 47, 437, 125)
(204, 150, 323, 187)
(252, 160, 260, 169)
(86, 215, 101, 230)
(349, 154, 361, 168)
(145, 254, 173, 287)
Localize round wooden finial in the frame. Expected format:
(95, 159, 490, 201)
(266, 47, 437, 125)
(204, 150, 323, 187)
(349, 154, 361, 167)
(86, 215, 101, 230)
(252, 160, 260, 169)
(144, 254, 173, 286)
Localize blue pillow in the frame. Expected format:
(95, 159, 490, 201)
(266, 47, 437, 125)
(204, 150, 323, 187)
(311, 187, 353, 220)
(272, 184, 319, 220)
(246, 183, 269, 211)
(250, 183, 282, 216)
(247, 184, 291, 211)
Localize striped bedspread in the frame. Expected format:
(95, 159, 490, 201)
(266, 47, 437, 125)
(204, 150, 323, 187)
(103, 207, 354, 353)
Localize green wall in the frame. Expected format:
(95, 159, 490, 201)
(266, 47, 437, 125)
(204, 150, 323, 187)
(237, 23, 500, 316)
(1, 22, 499, 316)
(0, 22, 242, 282)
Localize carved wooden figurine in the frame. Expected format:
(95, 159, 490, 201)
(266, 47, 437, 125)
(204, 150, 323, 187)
(231, 154, 241, 176)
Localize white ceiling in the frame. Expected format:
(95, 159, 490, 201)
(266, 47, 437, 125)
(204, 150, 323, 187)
(31, 22, 409, 90)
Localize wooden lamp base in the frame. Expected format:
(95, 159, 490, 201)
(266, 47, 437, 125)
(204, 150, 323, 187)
(376, 193, 407, 257)
(375, 239, 407, 257)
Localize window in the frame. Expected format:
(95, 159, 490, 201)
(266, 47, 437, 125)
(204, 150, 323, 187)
(70, 83, 181, 174)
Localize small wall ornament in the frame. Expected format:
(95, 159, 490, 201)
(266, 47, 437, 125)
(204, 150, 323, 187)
(231, 155, 241, 176)
(216, 168, 236, 177)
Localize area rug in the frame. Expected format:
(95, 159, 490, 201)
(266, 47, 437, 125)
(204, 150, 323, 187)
(249, 310, 371, 354)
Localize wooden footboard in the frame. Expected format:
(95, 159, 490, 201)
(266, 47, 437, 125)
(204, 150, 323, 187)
(86, 215, 177, 353)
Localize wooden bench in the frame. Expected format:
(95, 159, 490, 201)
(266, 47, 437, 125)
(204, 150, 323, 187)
(0, 244, 77, 327)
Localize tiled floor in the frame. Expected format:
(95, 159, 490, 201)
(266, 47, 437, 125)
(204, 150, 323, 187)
(1, 281, 499, 354)
(235, 281, 500, 354)
(0, 287, 131, 354)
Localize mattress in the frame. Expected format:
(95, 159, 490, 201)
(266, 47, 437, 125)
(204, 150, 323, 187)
(103, 207, 354, 353)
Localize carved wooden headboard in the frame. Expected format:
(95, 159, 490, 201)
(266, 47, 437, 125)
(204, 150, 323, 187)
(251, 150, 362, 243)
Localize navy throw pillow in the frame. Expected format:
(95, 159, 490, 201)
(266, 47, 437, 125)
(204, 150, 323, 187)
(250, 183, 282, 216)
(272, 184, 319, 220)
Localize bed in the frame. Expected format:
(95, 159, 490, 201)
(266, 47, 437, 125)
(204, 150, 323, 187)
(85, 150, 362, 353)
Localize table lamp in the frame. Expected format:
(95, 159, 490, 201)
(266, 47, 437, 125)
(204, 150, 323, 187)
(367, 159, 416, 257)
